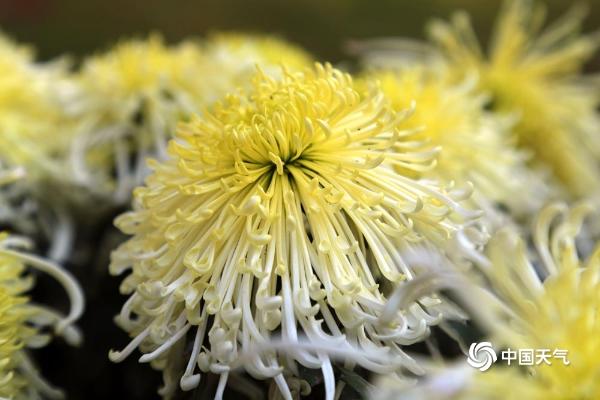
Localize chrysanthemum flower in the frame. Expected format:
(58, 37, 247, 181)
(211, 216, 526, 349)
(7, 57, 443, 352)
(358, 65, 550, 221)
(72, 33, 312, 203)
(462, 203, 600, 399)
(0, 32, 76, 181)
(71, 35, 207, 202)
(428, 0, 600, 199)
(373, 202, 600, 399)
(0, 230, 84, 399)
(0, 33, 85, 260)
(199, 32, 312, 96)
(0, 171, 84, 398)
(0, 165, 32, 232)
(109, 63, 478, 399)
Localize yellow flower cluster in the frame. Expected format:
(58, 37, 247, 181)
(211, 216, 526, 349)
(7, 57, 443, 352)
(0, 34, 72, 178)
(348, 1, 600, 399)
(0, 34, 77, 253)
(358, 65, 549, 221)
(428, 0, 600, 199)
(0, 232, 83, 399)
(1, 1, 600, 398)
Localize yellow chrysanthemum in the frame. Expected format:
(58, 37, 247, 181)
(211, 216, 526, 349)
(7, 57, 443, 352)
(0, 250, 35, 399)
(359, 65, 550, 220)
(0, 169, 83, 400)
(199, 32, 312, 97)
(429, 0, 600, 198)
(73, 33, 312, 203)
(109, 63, 478, 399)
(0, 231, 84, 399)
(0, 33, 86, 261)
(0, 32, 73, 179)
(71, 35, 207, 201)
(373, 203, 600, 400)
(462, 203, 600, 399)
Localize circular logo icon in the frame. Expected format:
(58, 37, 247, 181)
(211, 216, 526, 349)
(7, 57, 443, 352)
(467, 342, 497, 372)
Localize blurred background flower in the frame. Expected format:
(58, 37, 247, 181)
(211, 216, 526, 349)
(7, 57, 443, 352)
(371, 202, 600, 400)
(428, 0, 600, 200)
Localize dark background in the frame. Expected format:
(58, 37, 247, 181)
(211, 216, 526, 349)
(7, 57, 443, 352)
(2, 0, 600, 64)
(2, 0, 598, 399)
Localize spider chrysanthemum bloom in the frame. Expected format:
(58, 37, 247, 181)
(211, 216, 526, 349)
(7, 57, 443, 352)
(0, 33, 84, 261)
(0, 231, 84, 399)
(0, 33, 72, 176)
(0, 251, 34, 399)
(200, 32, 312, 94)
(72, 35, 209, 202)
(109, 63, 478, 399)
(73, 33, 312, 203)
(373, 203, 600, 400)
(359, 66, 550, 221)
(428, 0, 600, 199)
(462, 203, 600, 399)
